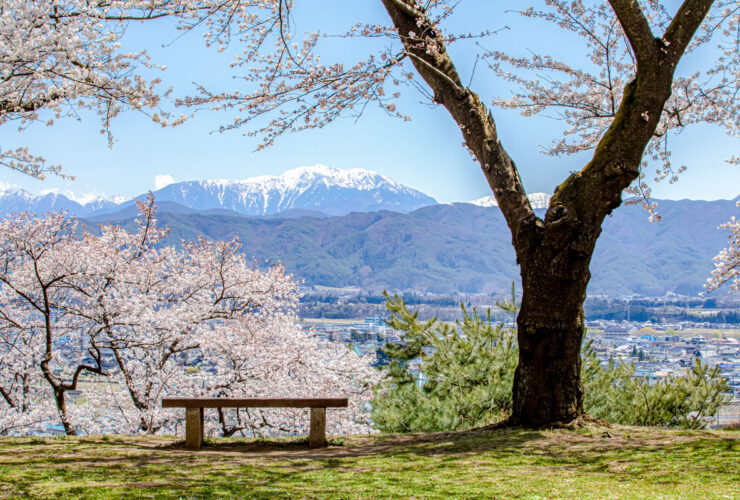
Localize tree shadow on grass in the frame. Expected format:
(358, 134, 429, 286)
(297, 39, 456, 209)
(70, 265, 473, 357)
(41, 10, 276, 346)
(121, 422, 734, 463)
(1, 427, 737, 499)
(143, 425, 548, 460)
(3, 425, 736, 464)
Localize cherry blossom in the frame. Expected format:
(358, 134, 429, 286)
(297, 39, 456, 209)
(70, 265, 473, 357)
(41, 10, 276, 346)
(0, 197, 378, 436)
(0, 296, 57, 435)
(0, 0, 248, 178)
(705, 201, 740, 294)
(486, 1, 738, 217)
(170, 0, 735, 426)
(5, 1, 736, 427)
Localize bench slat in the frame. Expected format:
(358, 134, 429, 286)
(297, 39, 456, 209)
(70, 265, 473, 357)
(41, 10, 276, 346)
(161, 397, 348, 409)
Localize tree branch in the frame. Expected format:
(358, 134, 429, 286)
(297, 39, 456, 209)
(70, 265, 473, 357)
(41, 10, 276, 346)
(0, 386, 16, 409)
(380, 0, 535, 248)
(608, 0, 656, 64)
(662, 0, 716, 63)
(552, 0, 716, 240)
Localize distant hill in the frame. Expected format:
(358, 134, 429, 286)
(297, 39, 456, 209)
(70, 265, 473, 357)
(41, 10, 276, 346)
(81, 197, 740, 297)
(87, 201, 249, 222)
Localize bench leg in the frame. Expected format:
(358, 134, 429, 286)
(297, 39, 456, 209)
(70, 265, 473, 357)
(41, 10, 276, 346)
(309, 407, 326, 448)
(186, 408, 204, 450)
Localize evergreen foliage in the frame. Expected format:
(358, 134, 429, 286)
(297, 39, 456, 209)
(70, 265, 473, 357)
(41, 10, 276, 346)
(372, 291, 731, 432)
(371, 292, 517, 432)
(583, 349, 731, 428)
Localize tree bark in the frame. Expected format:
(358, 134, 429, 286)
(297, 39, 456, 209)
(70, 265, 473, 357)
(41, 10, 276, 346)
(512, 239, 595, 425)
(52, 387, 76, 436)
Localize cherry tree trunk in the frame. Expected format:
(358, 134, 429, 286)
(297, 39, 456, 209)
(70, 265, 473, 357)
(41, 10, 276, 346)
(511, 237, 594, 426)
(379, 0, 714, 429)
(52, 387, 76, 436)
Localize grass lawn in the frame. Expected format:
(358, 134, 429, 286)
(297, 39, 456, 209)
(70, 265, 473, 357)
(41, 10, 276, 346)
(1, 425, 738, 499)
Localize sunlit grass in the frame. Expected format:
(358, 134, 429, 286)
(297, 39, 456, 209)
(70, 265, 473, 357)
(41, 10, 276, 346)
(1, 425, 738, 499)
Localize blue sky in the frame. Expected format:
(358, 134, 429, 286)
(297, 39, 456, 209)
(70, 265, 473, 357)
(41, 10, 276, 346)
(2, 2, 738, 204)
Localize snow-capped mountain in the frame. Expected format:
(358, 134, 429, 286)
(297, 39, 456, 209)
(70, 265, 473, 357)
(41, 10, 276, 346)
(468, 192, 552, 210)
(148, 165, 437, 216)
(0, 165, 437, 218)
(82, 195, 132, 214)
(0, 188, 129, 217)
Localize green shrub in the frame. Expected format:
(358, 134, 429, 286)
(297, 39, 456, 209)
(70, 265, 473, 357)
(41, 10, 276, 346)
(583, 347, 730, 428)
(372, 292, 731, 432)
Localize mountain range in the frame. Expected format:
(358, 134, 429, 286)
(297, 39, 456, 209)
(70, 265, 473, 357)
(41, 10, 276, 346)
(0, 189, 127, 217)
(85, 197, 738, 297)
(0, 165, 437, 218)
(2, 165, 737, 297)
(1, 165, 560, 218)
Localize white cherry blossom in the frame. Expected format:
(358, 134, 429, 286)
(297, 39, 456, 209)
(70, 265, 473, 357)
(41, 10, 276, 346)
(0, 196, 378, 436)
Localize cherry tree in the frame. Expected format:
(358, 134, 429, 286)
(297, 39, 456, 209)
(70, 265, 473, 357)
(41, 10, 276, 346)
(66, 199, 377, 435)
(0, 295, 57, 435)
(0, 198, 378, 436)
(58, 197, 180, 434)
(199, 317, 379, 438)
(0, 0, 246, 178)
(176, 0, 738, 426)
(167, 237, 377, 438)
(705, 201, 740, 293)
(0, 212, 109, 435)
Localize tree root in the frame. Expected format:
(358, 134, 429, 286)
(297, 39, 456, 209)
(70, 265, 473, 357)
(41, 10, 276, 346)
(478, 413, 611, 432)
(545, 414, 612, 430)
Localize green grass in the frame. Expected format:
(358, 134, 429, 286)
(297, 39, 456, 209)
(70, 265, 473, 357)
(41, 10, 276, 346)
(1, 425, 738, 499)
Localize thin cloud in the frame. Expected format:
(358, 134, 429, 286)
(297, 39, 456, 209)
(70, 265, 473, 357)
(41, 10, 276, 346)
(0, 180, 18, 192)
(154, 174, 175, 190)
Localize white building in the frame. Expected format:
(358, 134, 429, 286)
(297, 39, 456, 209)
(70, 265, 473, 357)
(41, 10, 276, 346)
(602, 327, 632, 345)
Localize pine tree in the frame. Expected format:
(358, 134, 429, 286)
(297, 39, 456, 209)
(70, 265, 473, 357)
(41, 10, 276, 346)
(371, 292, 517, 432)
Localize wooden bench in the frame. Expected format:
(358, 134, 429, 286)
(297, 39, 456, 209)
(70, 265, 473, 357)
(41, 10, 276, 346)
(161, 397, 349, 449)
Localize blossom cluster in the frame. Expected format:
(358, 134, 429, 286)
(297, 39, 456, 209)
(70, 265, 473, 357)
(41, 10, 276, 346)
(705, 201, 740, 294)
(0, 0, 251, 178)
(0, 196, 379, 437)
(176, 0, 495, 149)
(173, 0, 736, 222)
(486, 1, 738, 216)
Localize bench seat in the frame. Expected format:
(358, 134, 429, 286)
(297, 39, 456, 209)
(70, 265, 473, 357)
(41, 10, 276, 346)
(162, 397, 349, 449)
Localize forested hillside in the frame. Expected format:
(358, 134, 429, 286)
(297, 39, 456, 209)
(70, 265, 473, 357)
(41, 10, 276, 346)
(83, 197, 738, 297)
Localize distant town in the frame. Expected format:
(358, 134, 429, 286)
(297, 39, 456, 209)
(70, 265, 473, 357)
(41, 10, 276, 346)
(298, 289, 740, 326)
